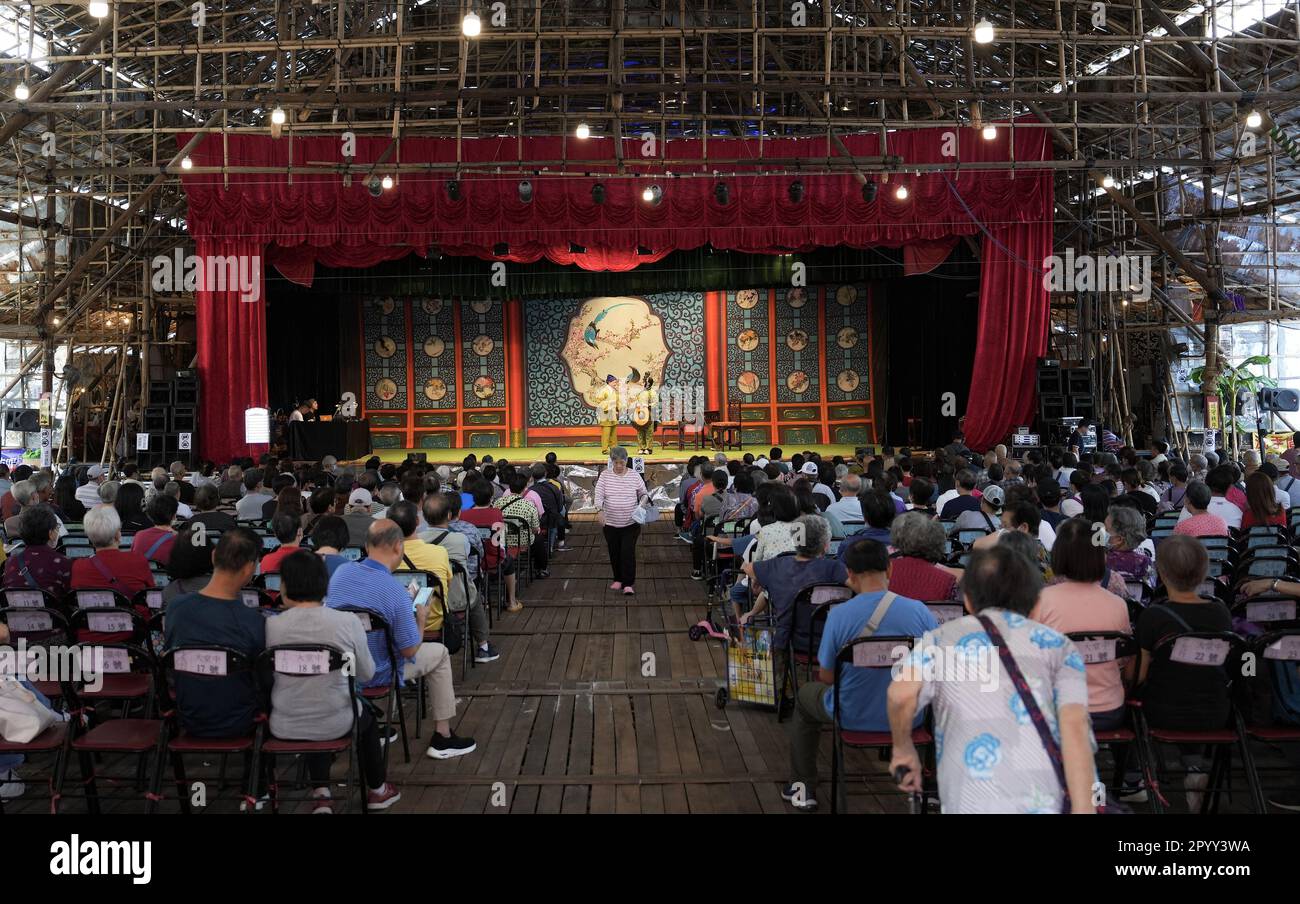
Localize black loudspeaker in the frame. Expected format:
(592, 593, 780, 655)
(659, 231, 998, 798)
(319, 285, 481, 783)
(1069, 396, 1095, 419)
(1066, 368, 1094, 397)
(171, 407, 197, 432)
(149, 381, 173, 407)
(1040, 394, 1068, 422)
(1037, 364, 1063, 396)
(3, 409, 40, 432)
(1259, 387, 1300, 412)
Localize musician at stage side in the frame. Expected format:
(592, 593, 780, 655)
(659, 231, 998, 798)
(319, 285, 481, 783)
(289, 398, 318, 422)
(594, 374, 621, 455)
(632, 374, 658, 456)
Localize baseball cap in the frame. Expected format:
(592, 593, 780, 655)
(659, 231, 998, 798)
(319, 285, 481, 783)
(347, 489, 373, 507)
(800, 461, 819, 476)
(86, 464, 104, 479)
(981, 485, 1005, 509)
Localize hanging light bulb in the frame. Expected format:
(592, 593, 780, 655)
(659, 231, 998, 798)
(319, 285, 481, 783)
(271, 106, 286, 125)
(14, 82, 29, 101)
(180, 156, 193, 170)
(1246, 110, 1263, 129)
(89, 1, 110, 19)
(973, 19, 995, 43)
(575, 122, 591, 140)
(982, 124, 996, 140)
(1102, 174, 1115, 189)
(381, 174, 394, 191)
(895, 184, 909, 200)
(642, 184, 663, 205)
(462, 11, 482, 37)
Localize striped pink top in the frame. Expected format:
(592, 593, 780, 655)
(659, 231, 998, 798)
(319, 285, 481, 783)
(596, 467, 647, 527)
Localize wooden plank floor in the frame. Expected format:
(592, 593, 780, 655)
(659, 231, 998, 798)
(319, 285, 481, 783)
(375, 517, 903, 815)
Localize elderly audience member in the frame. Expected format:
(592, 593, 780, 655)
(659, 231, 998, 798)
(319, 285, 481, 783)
(888, 511, 962, 601)
(784, 538, 936, 811)
(3, 505, 72, 598)
(1032, 517, 1134, 730)
(889, 545, 1096, 813)
(70, 505, 155, 597)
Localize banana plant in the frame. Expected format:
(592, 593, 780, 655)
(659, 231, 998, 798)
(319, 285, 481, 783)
(1188, 355, 1276, 458)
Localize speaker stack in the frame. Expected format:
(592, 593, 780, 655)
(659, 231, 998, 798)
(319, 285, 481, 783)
(1037, 359, 1095, 428)
(139, 370, 199, 468)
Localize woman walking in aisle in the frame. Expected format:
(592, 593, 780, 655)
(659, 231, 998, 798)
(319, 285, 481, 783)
(596, 446, 648, 598)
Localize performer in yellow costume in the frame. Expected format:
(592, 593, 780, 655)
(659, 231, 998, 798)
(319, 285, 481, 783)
(631, 375, 659, 455)
(594, 374, 620, 454)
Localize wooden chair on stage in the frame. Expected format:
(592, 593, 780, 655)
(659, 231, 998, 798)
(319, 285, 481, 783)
(707, 402, 743, 451)
(657, 419, 687, 450)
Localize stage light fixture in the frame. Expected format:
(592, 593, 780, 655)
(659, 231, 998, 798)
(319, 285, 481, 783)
(462, 11, 481, 37)
(591, 183, 606, 204)
(89, 1, 110, 19)
(1246, 110, 1263, 129)
(271, 106, 286, 125)
(517, 179, 533, 203)
(714, 181, 729, 205)
(788, 180, 804, 203)
(180, 156, 193, 170)
(445, 179, 461, 201)
(575, 122, 591, 140)
(1102, 174, 1115, 189)
(862, 181, 877, 203)
(982, 124, 996, 140)
(14, 83, 29, 101)
(642, 184, 662, 205)
(381, 174, 394, 191)
(895, 184, 909, 200)
(973, 19, 995, 43)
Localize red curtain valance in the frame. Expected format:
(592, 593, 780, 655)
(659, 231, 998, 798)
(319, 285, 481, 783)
(180, 126, 1052, 268)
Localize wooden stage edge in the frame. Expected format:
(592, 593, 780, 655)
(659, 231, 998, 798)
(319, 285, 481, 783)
(352, 443, 863, 467)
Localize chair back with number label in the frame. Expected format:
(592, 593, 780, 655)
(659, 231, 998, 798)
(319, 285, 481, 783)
(1232, 593, 1300, 628)
(786, 583, 856, 696)
(254, 643, 362, 812)
(830, 635, 930, 814)
(923, 600, 966, 627)
(334, 605, 411, 765)
(1137, 630, 1264, 814)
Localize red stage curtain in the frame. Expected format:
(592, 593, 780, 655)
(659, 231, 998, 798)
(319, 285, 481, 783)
(178, 125, 1053, 457)
(963, 222, 1052, 451)
(195, 238, 270, 463)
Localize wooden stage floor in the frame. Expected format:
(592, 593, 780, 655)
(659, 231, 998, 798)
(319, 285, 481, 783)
(368, 443, 862, 466)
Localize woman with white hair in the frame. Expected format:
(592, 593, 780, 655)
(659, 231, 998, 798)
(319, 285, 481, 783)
(595, 446, 648, 597)
(69, 504, 156, 597)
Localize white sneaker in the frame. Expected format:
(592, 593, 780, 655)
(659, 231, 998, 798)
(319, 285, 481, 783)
(0, 769, 25, 801)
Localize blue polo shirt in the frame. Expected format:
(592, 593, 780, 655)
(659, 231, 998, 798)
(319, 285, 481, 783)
(818, 590, 937, 731)
(326, 558, 421, 689)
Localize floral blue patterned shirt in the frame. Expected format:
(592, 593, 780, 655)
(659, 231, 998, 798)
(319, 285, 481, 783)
(900, 607, 1094, 813)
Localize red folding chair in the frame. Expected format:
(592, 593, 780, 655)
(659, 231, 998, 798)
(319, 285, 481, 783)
(336, 606, 411, 764)
(159, 645, 264, 814)
(1066, 631, 1148, 799)
(830, 635, 933, 814)
(252, 644, 366, 814)
(59, 642, 169, 815)
(781, 582, 854, 720)
(1133, 631, 1264, 814)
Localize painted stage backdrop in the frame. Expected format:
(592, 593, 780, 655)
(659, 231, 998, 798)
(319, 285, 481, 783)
(356, 284, 871, 448)
(525, 292, 706, 429)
